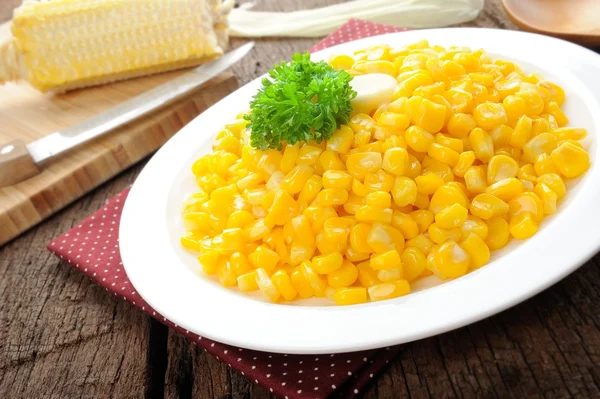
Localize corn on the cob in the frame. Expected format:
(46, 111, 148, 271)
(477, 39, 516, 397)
(0, 0, 231, 92)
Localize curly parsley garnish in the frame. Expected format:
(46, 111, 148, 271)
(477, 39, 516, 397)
(245, 52, 356, 150)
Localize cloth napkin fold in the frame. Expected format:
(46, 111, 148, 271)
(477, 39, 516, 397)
(47, 20, 407, 399)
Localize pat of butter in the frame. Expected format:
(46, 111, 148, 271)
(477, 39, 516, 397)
(350, 73, 397, 115)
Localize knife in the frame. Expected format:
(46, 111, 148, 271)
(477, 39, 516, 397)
(0, 42, 255, 188)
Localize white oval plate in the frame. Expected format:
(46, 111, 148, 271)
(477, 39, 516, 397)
(121, 28, 600, 354)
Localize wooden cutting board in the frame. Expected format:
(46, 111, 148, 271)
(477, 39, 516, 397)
(0, 22, 238, 246)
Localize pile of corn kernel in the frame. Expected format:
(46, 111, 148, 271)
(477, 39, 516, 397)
(181, 40, 590, 306)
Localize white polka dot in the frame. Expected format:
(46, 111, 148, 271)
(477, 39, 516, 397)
(332, 385, 336, 389)
(330, 373, 335, 377)
(298, 380, 302, 383)
(315, 376, 319, 380)
(282, 382, 286, 386)
(314, 387, 319, 390)
(354, 389, 359, 394)
(348, 371, 352, 375)
(297, 390, 302, 394)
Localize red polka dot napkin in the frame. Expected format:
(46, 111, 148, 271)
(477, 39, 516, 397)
(47, 20, 407, 399)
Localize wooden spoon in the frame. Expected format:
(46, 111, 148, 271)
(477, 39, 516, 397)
(502, 0, 600, 47)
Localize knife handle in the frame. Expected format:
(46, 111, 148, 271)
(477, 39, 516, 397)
(0, 140, 40, 188)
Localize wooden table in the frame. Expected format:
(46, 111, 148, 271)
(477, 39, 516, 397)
(1, 1, 599, 398)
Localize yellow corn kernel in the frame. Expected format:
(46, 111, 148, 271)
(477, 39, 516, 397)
(265, 189, 298, 227)
(406, 234, 435, 255)
(537, 173, 566, 199)
(428, 143, 460, 167)
(516, 90, 544, 115)
(453, 151, 476, 177)
(410, 98, 446, 133)
(319, 150, 346, 171)
(315, 188, 348, 207)
(510, 115, 533, 148)
(322, 170, 353, 190)
(312, 252, 344, 274)
(502, 95, 526, 126)
(366, 191, 392, 209)
(509, 212, 539, 240)
(391, 212, 420, 240)
(248, 245, 280, 271)
(347, 152, 383, 180)
(296, 145, 322, 166)
(485, 178, 524, 202)
(355, 205, 393, 224)
(461, 233, 490, 269)
(352, 178, 369, 197)
(534, 183, 558, 215)
(473, 102, 508, 130)
(382, 135, 408, 153)
(518, 164, 537, 183)
(370, 249, 402, 270)
(391, 176, 418, 207)
(494, 79, 520, 98)
(244, 219, 271, 242)
(367, 223, 404, 253)
(412, 192, 429, 210)
(400, 247, 426, 281)
(461, 216, 489, 240)
(509, 192, 544, 222)
(484, 217, 509, 250)
(368, 280, 411, 301)
(357, 261, 380, 287)
(522, 133, 558, 163)
(376, 267, 403, 282)
(217, 262, 241, 291)
(349, 113, 376, 133)
(382, 147, 409, 176)
(288, 241, 315, 266)
(245, 187, 268, 206)
(534, 153, 558, 176)
(279, 164, 314, 194)
(230, 252, 251, 276)
(323, 125, 353, 154)
(326, 261, 359, 288)
(415, 173, 445, 195)
(435, 134, 464, 153)
(196, 249, 220, 274)
(236, 172, 264, 191)
(343, 193, 366, 215)
(409, 209, 435, 233)
(393, 73, 434, 99)
(470, 193, 509, 220)
(538, 81, 565, 105)
(364, 170, 395, 193)
(469, 127, 494, 163)
(270, 270, 297, 301)
(428, 223, 462, 244)
(435, 203, 468, 229)
(464, 166, 487, 194)
(299, 261, 326, 296)
(377, 112, 410, 132)
(334, 287, 368, 306)
(407, 155, 422, 179)
(413, 82, 445, 99)
(290, 268, 313, 298)
(217, 228, 245, 254)
(447, 113, 476, 138)
(442, 60, 466, 76)
(429, 183, 468, 214)
(405, 125, 435, 153)
(330, 54, 354, 70)
(550, 141, 590, 178)
(279, 144, 299, 174)
(255, 268, 280, 302)
(531, 117, 550, 137)
(345, 246, 370, 263)
(550, 127, 587, 141)
(290, 214, 314, 245)
(237, 270, 259, 292)
(297, 175, 323, 206)
(429, 240, 470, 279)
(490, 125, 513, 146)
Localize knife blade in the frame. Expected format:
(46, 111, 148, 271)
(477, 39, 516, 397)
(24, 42, 254, 164)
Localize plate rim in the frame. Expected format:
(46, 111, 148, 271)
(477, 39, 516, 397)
(120, 27, 600, 354)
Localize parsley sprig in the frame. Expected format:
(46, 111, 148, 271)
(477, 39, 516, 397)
(245, 53, 356, 150)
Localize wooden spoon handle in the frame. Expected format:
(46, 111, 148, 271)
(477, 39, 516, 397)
(0, 140, 40, 188)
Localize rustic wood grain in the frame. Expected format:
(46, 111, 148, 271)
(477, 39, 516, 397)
(1, 1, 599, 399)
